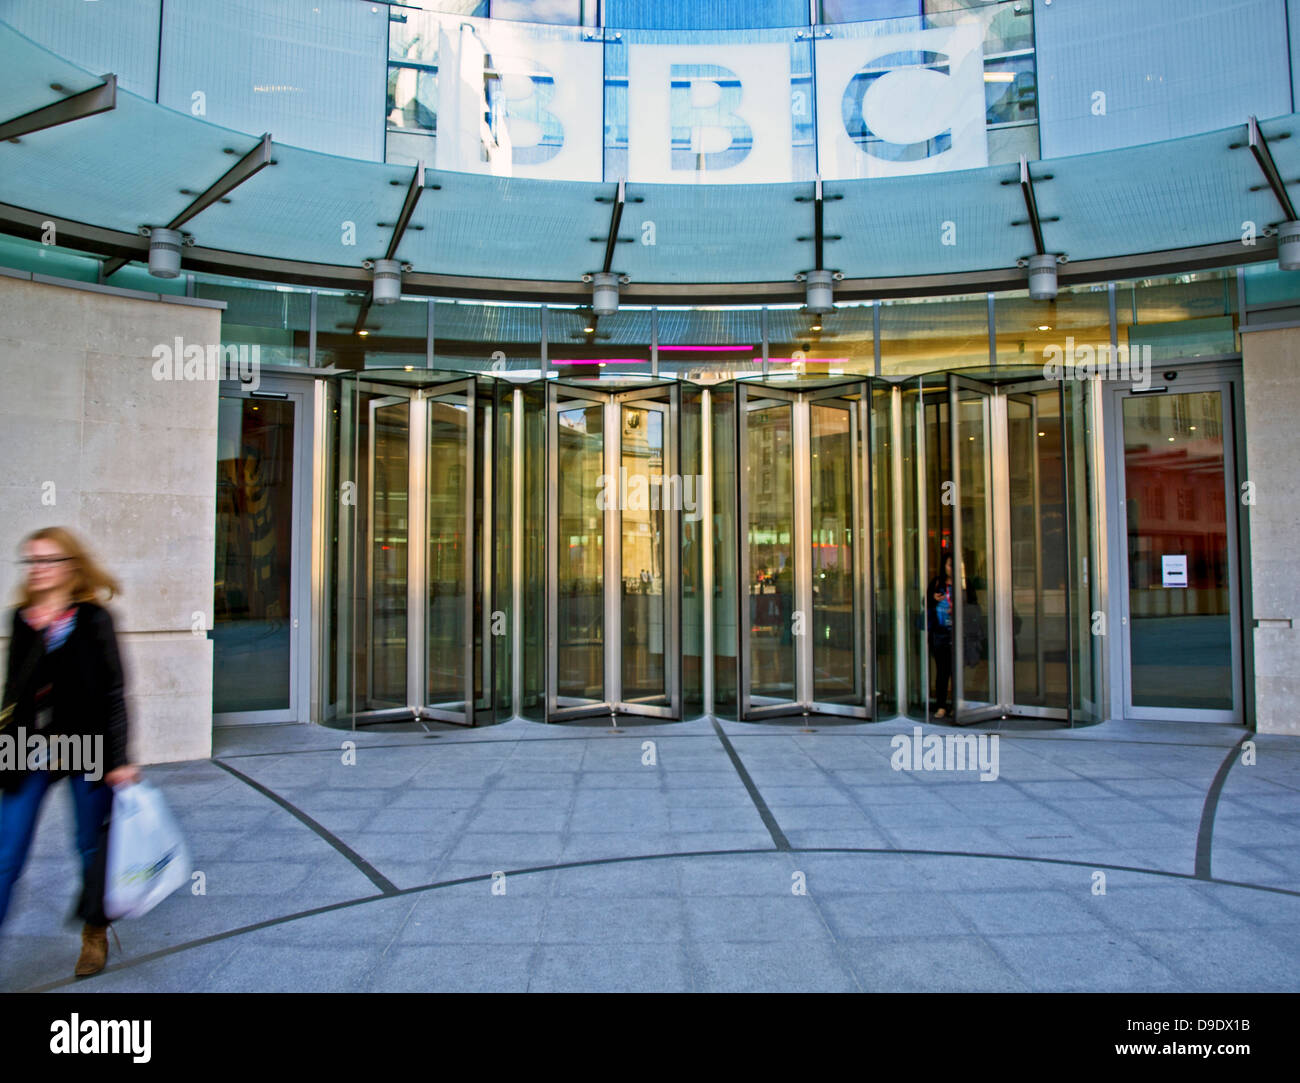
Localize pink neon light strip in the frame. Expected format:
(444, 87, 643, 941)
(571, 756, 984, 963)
(768, 357, 851, 363)
(550, 358, 645, 365)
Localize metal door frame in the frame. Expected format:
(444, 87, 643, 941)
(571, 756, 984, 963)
(213, 376, 313, 726)
(736, 378, 872, 721)
(949, 373, 1003, 724)
(337, 373, 482, 727)
(420, 378, 478, 725)
(546, 381, 682, 721)
(1106, 366, 1245, 724)
(997, 377, 1073, 723)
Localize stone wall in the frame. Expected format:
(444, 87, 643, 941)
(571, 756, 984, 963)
(0, 273, 221, 764)
(1241, 325, 1300, 735)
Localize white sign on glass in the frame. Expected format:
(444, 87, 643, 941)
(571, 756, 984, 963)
(814, 22, 988, 180)
(627, 43, 793, 184)
(435, 18, 602, 180)
(1161, 554, 1188, 588)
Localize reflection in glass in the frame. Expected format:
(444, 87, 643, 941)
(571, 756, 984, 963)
(957, 393, 994, 707)
(427, 399, 469, 707)
(746, 402, 796, 701)
(621, 405, 667, 703)
(214, 396, 295, 714)
(369, 400, 409, 709)
(557, 404, 605, 702)
(810, 405, 857, 703)
(1007, 392, 1067, 708)
(1123, 392, 1232, 710)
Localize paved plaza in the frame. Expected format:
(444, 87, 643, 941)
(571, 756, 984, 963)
(1, 716, 1297, 993)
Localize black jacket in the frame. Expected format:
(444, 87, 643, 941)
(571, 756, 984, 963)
(0, 600, 129, 792)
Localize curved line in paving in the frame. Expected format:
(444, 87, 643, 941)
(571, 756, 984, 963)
(1195, 734, 1249, 879)
(24, 843, 1300, 993)
(212, 759, 399, 896)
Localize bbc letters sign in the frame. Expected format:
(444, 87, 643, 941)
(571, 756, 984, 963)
(423, 14, 990, 183)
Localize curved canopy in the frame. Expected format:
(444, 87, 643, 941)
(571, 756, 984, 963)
(0, 20, 1294, 303)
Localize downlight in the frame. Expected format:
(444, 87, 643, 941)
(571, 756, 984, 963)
(141, 226, 190, 279)
(368, 258, 405, 305)
(805, 268, 836, 315)
(583, 271, 629, 317)
(1278, 220, 1300, 271)
(1027, 253, 1062, 301)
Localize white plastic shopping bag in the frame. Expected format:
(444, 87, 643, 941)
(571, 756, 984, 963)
(103, 779, 191, 920)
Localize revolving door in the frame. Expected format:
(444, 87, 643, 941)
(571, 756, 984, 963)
(545, 380, 683, 721)
(718, 377, 873, 721)
(325, 369, 498, 727)
(906, 371, 1100, 726)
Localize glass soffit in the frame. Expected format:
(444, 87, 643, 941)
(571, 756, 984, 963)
(0, 21, 1293, 289)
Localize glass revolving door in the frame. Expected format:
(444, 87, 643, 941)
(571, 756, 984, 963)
(326, 369, 496, 727)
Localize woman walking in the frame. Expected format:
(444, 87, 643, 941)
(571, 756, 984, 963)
(0, 527, 138, 977)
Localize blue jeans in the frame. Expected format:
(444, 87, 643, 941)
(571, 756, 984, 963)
(0, 773, 112, 928)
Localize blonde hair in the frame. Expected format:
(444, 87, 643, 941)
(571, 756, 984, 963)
(17, 526, 121, 606)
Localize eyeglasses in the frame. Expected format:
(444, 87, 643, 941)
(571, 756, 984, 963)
(20, 557, 73, 567)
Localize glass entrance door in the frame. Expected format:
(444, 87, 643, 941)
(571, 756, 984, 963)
(213, 380, 309, 724)
(1113, 375, 1242, 722)
(912, 372, 1098, 726)
(547, 383, 680, 720)
(329, 371, 486, 727)
(736, 380, 870, 720)
(950, 376, 1000, 724)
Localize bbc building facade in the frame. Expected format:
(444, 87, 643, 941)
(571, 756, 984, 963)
(1, 0, 1298, 768)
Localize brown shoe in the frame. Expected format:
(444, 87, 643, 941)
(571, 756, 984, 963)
(75, 923, 108, 977)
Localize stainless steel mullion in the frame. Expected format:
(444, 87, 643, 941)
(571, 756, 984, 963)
(511, 387, 523, 720)
(1031, 394, 1046, 703)
(666, 390, 680, 716)
(793, 397, 813, 710)
(464, 384, 478, 722)
(701, 387, 714, 717)
(949, 376, 964, 717)
(408, 391, 427, 717)
(605, 396, 620, 711)
(737, 384, 752, 717)
(854, 392, 869, 710)
(891, 384, 906, 720)
(990, 391, 1012, 713)
(546, 387, 559, 718)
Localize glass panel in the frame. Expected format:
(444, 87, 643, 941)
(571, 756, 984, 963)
(369, 399, 410, 709)
(881, 294, 989, 375)
(1123, 391, 1232, 710)
(1008, 392, 1067, 708)
(427, 397, 469, 706)
(522, 382, 547, 719)
(810, 404, 857, 704)
(956, 390, 994, 708)
(923, 382, 952, 715)
(557, 402, 605, 702)
(621, 404, 667, 703)
(768, 304, 875, 378)
(213, 395, 295, 714)
(712, 386, 739, 715)
(681, 387, 705, 716)
(746, 400, 796, 702)
(1064, 379, 1101, 722)
(871, 384, 896, 715)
